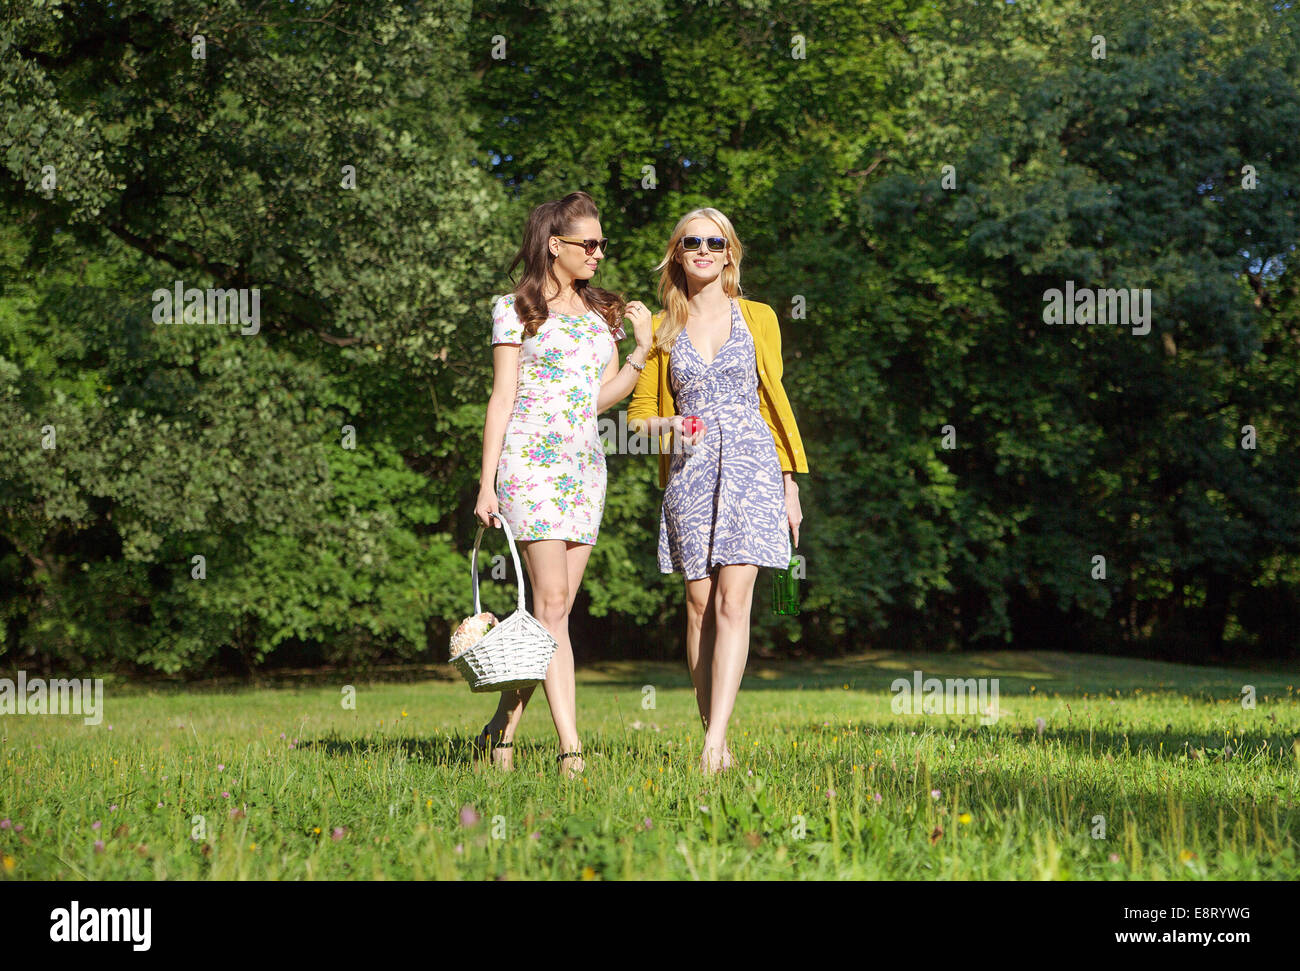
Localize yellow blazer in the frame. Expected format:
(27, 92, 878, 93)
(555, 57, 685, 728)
(627, 298, 809, 489)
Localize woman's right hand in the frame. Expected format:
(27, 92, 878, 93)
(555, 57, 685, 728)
(668, 414, 705, 446)
(474, 486, 501, 528)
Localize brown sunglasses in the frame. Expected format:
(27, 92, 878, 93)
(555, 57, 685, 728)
(554, 235, 610, 256)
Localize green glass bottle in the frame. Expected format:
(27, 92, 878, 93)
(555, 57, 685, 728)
(771, 555, 801, 616)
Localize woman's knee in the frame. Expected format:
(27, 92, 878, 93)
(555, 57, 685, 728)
(715, 586, 753, 625)
(534, 588, 570, 624)
(684, 588, 712, 627)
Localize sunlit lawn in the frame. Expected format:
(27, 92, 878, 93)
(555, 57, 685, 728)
(2, 651, 1298, 879)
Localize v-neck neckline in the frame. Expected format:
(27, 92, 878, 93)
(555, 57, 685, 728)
(684, 300, 736, 368)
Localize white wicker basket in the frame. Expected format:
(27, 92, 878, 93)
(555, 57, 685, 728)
(450, 517, 558, 692)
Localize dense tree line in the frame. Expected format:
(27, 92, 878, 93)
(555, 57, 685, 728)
(2, 0, 1298, 675)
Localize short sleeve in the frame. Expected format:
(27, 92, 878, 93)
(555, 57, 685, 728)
(491, 294, 524, 345)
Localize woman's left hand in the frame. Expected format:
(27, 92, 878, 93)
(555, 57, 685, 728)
(623, 300, 654, 350)
(784, 476, 802, 548)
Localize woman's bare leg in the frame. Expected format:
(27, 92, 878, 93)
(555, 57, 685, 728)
(701, 564, 759, 773)
(481, 539, 591, 770)
(684, 573, 717, 733)
(540, 542, 594, 775)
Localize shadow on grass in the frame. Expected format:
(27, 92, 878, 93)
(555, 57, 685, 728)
(579, 651, 1300, 698)
(801, 720, 1300, 771)
(299, 727, 685, 769)
(299, 722, 1300, 851)
(54, 650, 1300, 698)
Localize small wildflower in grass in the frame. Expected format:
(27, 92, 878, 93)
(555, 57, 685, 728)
(1179, 850, 1196, 862)
(217, 764, 225, 772)
(930, 789, 941, 800)
(12, 824, 22, 832)
(872, 793, 882, 803)
(454, 844, 464, 854)
(109, 804, 118, 812)
(643, 818, 653, 830)
(313, 827, 321, 835)
(222, 792, 230, 799)
(0, 819, 9, 830)
(581, 866, 597, 880)
(91, 821, 102, 830)
(529, 832, 540, 840)
(2, 855, 14, 871)
(93, 840, 104, 853)
(332, 827, 346, 841)
(1109, 853, 1120, 863)
(459, 805, 480, 827)
(958, 813, 972, 825)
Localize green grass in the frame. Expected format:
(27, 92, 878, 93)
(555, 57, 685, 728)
(2, 651, 1299, 879)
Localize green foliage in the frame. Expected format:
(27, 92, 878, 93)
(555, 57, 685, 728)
(1, 0, 1299, 672)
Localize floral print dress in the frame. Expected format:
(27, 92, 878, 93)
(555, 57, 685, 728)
(491, 293, 625, 544)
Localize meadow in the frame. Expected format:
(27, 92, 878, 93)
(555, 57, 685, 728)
(2, 651, 1298, 880)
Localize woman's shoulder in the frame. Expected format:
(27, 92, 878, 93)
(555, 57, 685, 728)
(492, 292, 518, 313)
(739, 299, 779, 340)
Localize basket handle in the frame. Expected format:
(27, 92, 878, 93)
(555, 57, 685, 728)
(470, 515, 527, 615)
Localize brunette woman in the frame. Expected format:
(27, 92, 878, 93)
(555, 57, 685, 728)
(474, 191, 652, 778)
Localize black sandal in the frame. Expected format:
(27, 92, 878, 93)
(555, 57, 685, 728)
(475, 726, 514, 761)
(556, 750, 585, 776)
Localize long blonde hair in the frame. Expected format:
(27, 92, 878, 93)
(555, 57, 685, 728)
(651, 208, 744, 354)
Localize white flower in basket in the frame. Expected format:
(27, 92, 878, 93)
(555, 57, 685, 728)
(450, 612, 498, 659)
(449, 516, 559, 693)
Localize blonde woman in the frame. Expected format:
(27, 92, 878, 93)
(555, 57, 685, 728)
(474, 191, 652, 778)
(628, 209, 808, 774)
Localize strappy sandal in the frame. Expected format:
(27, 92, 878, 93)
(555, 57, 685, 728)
(474, 725, 514, 770)
(556, 749, 585, 778)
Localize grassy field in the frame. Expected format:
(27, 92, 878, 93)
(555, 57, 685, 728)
(2, 650, 1298, 880)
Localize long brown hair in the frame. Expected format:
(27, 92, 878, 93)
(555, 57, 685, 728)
(651, 207, 744, 354)
(506, 191, 625, 339)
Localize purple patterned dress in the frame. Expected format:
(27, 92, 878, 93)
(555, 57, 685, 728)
(659, 298, 791, 579)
